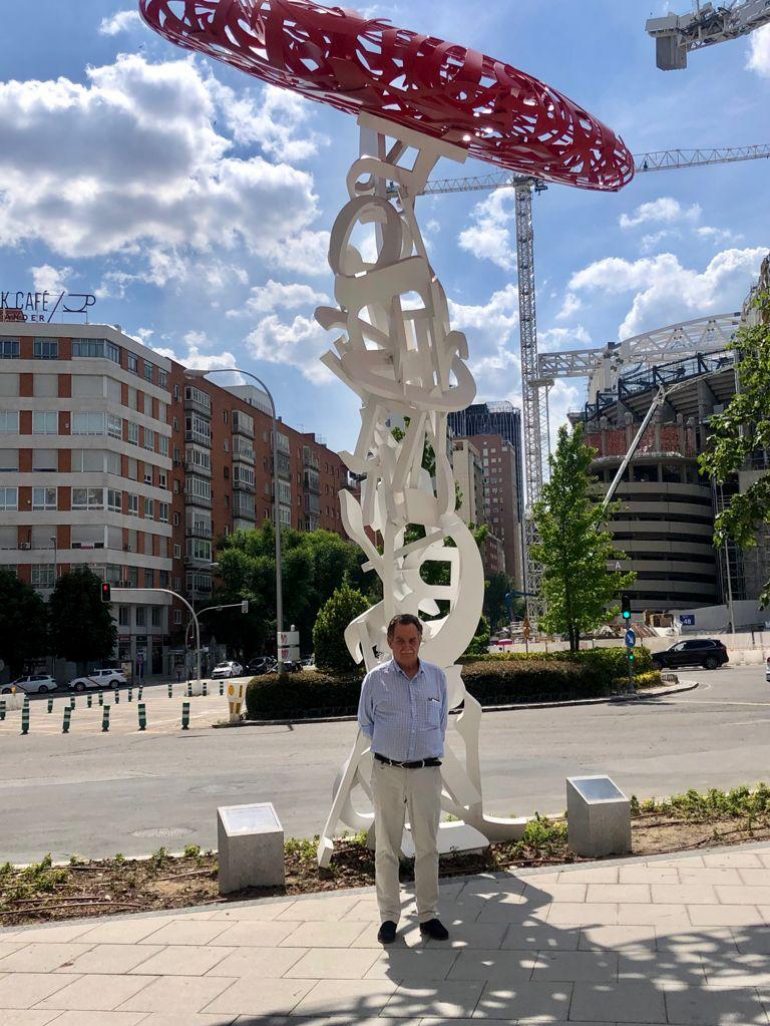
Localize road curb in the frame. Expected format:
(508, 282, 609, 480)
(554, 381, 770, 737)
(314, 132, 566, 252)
(227, 680, 699, 728)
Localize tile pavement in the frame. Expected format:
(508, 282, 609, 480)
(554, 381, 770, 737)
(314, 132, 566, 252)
(0, 842, 769, 1024)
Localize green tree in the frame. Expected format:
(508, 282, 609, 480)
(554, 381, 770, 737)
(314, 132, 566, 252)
(699, 291, 770, 606)
(49, 568, 117, 669)
(484, 571, 519, 631)
(0, 570, 49, 678)
(313, 583, 370, 674)
(532, 423, 636, 652)
(464, 613, 491, 657)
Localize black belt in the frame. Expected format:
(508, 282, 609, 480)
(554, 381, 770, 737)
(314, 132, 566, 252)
(374, 753, 442, 769)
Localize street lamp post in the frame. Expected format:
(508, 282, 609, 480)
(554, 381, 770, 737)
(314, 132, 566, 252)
(184, 368, 284, 669)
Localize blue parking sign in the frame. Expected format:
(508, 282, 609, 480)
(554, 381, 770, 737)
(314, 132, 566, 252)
(625, 629, 636, 648)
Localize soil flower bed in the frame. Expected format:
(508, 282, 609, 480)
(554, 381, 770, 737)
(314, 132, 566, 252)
(2, 784, 769, 928)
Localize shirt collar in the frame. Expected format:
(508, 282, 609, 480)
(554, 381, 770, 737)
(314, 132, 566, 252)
(389, 657, 424, 681)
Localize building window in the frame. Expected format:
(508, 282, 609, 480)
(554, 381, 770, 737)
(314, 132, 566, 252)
(118, 606, 130, 626)
(107, 489, 122, 513)
(173, 512, 181, 527)
(158, 435, 169, 457)
(0, 339, 20, 359)
(33, 339, 59, 360)
(145, 568, 155, 588)
(173, 544, 181, 559)
(0, 410, 20, 433)
(72, 339, 111, 359)
(174, 609, 182, 625)
(33, 448, 58, 472)
(127, 493, 139, 516)
(32, 487, 57, 510)
(159, 570, 169, 588)
(72, 487, 104, 511)
(158, 502, 169, 523)
(151, 606, 162, 627)
(0, 448, 19, 471)
(31, 564, 55, 589)
(106, 342, 120, 364)
(127, 422, 139, 445)
(0, 487, 19, 510)
(32, 411, 58, 435)
(186, 538, 212, 561)
(157, 471, 167, 489)
(158, 369, 168, 388)
(143, 428, 155, 452)
(127, 353, 138, 374)
(144, 362, 154, 384)
(107, 414, 122, 439)
(144, 497, 154, 519)
(135, 606, 146, 627)
(72, 412, 105, 436)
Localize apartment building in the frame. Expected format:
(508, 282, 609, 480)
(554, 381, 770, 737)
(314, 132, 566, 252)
(0, 321, 349, 674)
(451, 437, 506, 576)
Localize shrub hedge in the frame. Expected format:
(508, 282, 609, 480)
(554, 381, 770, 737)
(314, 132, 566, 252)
(244, 646, 654, 720)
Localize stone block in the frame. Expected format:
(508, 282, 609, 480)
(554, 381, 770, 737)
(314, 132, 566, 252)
(217, 801, 284, 894)
(567, 775, 631, 858)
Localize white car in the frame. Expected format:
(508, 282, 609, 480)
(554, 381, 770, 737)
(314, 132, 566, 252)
(211, 661, 244, 679)
(2, 674, 57, 695)
(68, 668, 127, 692)
(766, 656, 770, 683)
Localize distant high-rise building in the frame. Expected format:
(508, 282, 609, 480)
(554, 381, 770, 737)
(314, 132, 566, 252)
(448, 401, 524, 519)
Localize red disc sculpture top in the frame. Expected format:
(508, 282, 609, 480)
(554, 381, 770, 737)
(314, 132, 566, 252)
(139, 0, 634, 191)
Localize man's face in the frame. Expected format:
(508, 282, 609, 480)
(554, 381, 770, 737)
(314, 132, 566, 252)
(388, 623, 422, 664)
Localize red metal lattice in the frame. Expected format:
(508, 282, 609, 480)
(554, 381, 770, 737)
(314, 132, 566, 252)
(139, 0, 634, 191)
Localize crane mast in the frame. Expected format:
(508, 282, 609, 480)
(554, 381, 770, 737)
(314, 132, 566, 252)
(422, 143, 769, 629)
(646, 1, 770, 70)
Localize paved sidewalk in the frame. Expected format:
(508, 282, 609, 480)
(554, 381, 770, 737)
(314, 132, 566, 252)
(1, 842, 769, 1025)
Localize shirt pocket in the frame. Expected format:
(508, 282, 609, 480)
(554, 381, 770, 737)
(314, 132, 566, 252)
(425, 698, 441, 727)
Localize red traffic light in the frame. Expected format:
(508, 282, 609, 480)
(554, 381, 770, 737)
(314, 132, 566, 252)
(101, 582, 112, 603)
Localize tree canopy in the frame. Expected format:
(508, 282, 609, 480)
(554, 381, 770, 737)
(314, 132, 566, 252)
(0, 570, 49, 678)
(49, 567, 117, 668)
(532, 423, 636, 652)
(699, 291, 770, 606)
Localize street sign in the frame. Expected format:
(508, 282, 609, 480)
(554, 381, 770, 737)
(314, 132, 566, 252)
(680, 614, 695, 626)
(625, 629, 636, 648)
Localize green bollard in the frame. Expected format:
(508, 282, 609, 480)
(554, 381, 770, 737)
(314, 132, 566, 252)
(21, 703, 29, 735)
(102, 705, 111, 732)
(47, 697, 54, 713)
(202, 681, 208, 697)
(87, 693, 92, 708)
(69, 696, 76, 710)
(219, 681, 224, 696)
(98, 691, 104, 706)
(128, 687, 133, 703)
(187, 682, 192, 698)
(167, 683, 173, 698)
(138, 686, 143, 701)
(138, 702, 147, 731)
(62, 707, 71, 734)
(181, 701, 190, 730)
(114, 688, 120, 705)
(0, 699, 6, 721)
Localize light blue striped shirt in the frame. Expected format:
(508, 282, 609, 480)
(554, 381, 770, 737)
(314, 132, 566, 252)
(357, 657, 448, 762)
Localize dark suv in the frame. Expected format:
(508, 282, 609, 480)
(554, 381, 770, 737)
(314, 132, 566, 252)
(652, 639, 729, 671)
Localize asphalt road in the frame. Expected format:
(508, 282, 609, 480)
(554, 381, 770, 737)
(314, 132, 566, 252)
(3, 665, 769, 864)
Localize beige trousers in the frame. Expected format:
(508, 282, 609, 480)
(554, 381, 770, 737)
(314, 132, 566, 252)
(370, 759, 441, 924)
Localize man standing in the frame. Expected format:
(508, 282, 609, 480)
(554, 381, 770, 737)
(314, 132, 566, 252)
(357, 613, 449, 944)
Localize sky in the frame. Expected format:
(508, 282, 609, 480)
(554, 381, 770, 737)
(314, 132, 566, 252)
(0, 1, 768, 453)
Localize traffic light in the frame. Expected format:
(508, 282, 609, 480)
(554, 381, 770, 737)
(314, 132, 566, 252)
(101, 581, 111, 603)
(621, 594, 632, 621)
(241, 599, 249, 614)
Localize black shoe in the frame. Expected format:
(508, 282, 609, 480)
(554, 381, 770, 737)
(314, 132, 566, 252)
(377, 920, 397, 944)
(419, 918, 449, 940)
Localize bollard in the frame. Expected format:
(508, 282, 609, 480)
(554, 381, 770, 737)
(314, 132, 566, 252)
(128, 687, 133, 703)
(138, 702, 147, 731)
(69, 696, 76, 710)
(138, 686, 143, 701)
(102, 705, 111, 732)
(181, 701, 190, 730)
(219, 681, 224, 696)
(114, 688, 120, 705)
(0, 699, 5, 721)
(47, 697, 53, 714)
(168, 682, 173, 699)
(202, 680, 208, 697)
(187, 682, 192, 698)
(87, 694, 92, 708)
(21, 702, 29, 735)
(98, 691, 104, 706)
(63, 707, 71, 734)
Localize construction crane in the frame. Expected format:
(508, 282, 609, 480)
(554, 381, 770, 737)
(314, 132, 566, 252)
(646, 1, 770, 70)
(422, 143, 770, 625)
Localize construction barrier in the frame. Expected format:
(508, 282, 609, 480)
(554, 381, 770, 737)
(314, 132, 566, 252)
(102, 706, 110, 732)
(138, 702, 147, 731)
(181, 701, 190, 730)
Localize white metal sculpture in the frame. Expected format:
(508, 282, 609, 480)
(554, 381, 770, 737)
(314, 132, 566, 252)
(315, 114, 527, 866)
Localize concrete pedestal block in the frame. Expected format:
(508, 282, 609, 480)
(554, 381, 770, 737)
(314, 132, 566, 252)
(567, 775, 631, 858)
(217, 801, 284, 894)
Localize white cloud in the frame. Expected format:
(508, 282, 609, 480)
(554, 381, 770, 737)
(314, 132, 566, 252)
(569, 247, 766, 339)
(98, 10, 142, 35)
(619, 197, 701, 230)
(539, 325, 592, 350)
(696, 225, 744, 245)
(555, 292, 582, 321)
(264, 230, 331, 278)
(30, 264, 74, 295)
(547, 379, 583, 451)
(228, 279, 329, 319)
(150, 340, 243, 379)
(0, 55, 321, 275)
(458, 190, 516, 271)
(746, 23, 770, 77)
(246, 314, 335, 384)
(448, 283, 520, 395)
(639, 229, 678, 254)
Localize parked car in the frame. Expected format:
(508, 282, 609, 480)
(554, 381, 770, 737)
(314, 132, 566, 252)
(652, 639, 729, 671)
(766, 656, 770, 683)
(68, 668, 127, 692)
(245, 656, 275, 676)
(211, 661, 244, 679)
(2, 674, 57, 695)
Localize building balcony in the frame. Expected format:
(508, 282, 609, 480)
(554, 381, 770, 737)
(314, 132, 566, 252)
(186, 521, 212, 540)
(233, 478, 256, 494)
(304, 469, 320, 493)
(184, 387, 212, 418)
(232, 442, 256, 464)
(231, 412, 254, 438)
(303, 447, 320, 471)
(185, 456, 212, 477)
